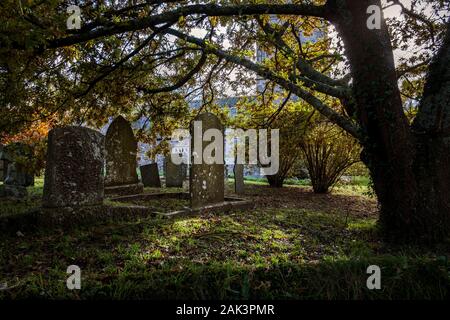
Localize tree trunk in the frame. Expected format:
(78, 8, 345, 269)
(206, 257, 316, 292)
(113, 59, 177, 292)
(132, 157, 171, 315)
(410, 17, 450, 242)
(267, 174, 285, 188)
(330, 0, 450, 243)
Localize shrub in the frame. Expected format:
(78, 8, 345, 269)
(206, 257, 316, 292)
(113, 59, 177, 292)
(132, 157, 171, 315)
(300, 122, 361, 193)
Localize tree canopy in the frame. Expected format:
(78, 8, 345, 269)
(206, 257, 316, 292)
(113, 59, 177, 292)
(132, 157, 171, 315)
(1, 1, 447, 137)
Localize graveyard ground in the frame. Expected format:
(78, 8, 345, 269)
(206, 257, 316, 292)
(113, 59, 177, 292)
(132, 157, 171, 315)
(0, 178, 449, 299)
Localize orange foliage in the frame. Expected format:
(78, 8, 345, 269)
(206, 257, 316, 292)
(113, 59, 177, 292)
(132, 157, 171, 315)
(1, 120, 52, 146)
(1, 120, 53, 175)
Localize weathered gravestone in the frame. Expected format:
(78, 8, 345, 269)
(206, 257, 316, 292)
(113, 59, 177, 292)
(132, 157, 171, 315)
(105, 116, 143, 195)
(140, 163, 161, 188)
(164, 157, 186, 188)
(42, 126, 105, 208)
(190, 113, 224, 209)
(234, 163, 244, 194)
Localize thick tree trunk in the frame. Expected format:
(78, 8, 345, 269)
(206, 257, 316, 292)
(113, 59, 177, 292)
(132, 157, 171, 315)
(411, 18, 450, 242)
(330, 0, 450, 243)
(267, 174, 285, 188)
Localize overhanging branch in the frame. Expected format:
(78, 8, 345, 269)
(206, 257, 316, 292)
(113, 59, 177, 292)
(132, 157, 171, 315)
(9, 3, 331, 51)
(138, 51, 208, 94)
(164, 28, 361, 140)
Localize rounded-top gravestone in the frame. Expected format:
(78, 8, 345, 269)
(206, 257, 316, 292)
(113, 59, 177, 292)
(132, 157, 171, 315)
(42, 126, 105, 208)
(104, 116, 143, 195)
(190, 112, 224, 209)
(165, 156, 186, 188)
(105, 116, 139, 186)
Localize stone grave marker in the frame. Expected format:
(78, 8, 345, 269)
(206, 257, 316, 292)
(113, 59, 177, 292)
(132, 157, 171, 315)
(190, 113, 224, 209)
(234, 163, 244, 194)
(42, 126, 105, 207)
(140, 163, 161, 188)
(105, 116, 143, 195)
(165, 156, 186, 188)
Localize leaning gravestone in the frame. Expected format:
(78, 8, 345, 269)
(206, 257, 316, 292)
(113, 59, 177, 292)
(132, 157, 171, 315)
(165, 157, 186, 188)
(190, 113, 224, 209)
(234, 163, 244, 194)
(140, 163, 161, 188)
(105, 116, 143, 195)
(42, 126, 105, 208)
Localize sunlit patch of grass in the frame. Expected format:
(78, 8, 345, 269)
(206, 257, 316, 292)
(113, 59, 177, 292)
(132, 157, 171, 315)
(144, 186, 184, 193)
(171, 218, 210, 235)
(27, 177, 44, 197)
(332, 185, 370, 197)
(347, 219, 377, 232)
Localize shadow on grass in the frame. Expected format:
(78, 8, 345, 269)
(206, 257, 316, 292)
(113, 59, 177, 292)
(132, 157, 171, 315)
(1, 257, 448, 300)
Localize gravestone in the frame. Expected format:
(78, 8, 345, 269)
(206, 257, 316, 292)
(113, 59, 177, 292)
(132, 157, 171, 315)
(190, 113, 224, 209)
(42, 126, 105, 208)
(105, 116, 143, 195)
(234, 163, 244, 194)
(165, 156, 186, 188)
(140, 163, 161, 188)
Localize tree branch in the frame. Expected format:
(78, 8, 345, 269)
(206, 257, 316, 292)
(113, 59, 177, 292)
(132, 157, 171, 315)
(413, 21, 450, 134)
(138, 51, 207, 94)
(256, 17, 348, 94)
(164, 28, 361, 140)
(9, 3, 330, 51)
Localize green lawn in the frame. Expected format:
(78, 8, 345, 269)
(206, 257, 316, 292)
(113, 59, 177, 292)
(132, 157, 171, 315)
(0, 179, 449, 299)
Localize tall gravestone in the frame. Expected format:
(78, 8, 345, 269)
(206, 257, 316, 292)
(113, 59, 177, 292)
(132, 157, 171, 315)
(164, 156, 185, 188)
(140, 163, 161, 188)
(105, 116, 143, 195)
(42, 126, 105, 208)
(190, 113, 224, 209)
(234, 163, 244, 194)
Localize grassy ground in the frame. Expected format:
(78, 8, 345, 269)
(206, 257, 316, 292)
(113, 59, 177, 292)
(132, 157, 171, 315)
(0, 178, 449, 299)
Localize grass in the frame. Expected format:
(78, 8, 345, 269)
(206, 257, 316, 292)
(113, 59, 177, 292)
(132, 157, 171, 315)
(239, 175, 371, 196)
(110, 198, 190, 212)
(0, 178, 448, 299)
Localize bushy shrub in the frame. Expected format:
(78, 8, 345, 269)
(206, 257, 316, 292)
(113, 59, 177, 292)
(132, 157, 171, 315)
(300, 122, 361, 193)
